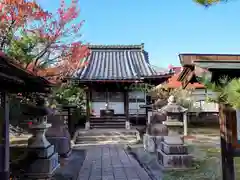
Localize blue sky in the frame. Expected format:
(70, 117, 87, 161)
(38, 0, 240, 68)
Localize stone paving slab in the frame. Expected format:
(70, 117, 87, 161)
(77, 145, 151, 180)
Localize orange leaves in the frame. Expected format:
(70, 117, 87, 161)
(1, 0, 90, 83)
(0, 0, 48, 27)
(27, 0, 90, 80)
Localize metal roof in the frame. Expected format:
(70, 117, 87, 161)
(74, 44, 165, 80)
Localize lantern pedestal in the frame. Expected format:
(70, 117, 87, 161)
(25, 119, 59, 179)
(163, 121, 184, 145)
(157, 120, 192, 170)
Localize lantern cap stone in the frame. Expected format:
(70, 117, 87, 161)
(160, 95, 187, 113)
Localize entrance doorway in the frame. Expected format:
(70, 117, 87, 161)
(91, 91, 124, 117)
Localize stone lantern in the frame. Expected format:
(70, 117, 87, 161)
(157, 95, 192, 170)
(24, 97, 59, 179)
(160, 95, 187, 144)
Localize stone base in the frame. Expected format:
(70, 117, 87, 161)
(28, 144, 54, 158)
(164, 136, 183, 145)
(25, 152, 60, 178)
(157, 149, 192, 170)
(159, 141, 188, 155)
(143, 134, 164, 153)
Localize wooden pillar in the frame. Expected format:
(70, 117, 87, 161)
(183, 112, 188, 136)
(67, 108, 73, 137)
(85, 89, 91, 130)
(146, 95, 151, 125)
(0, 92, 9, 180)
(124, 90, 130, 129)
(219, 104, 235, 180)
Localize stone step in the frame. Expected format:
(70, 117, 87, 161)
(75, 135, 137, 144)
(90, 119, 126, 123)
(90, 124, 125, 129)
(75, 139, 137, 144)
(74, 129, 139, 145)
(74, 139, 138, 145)
(90, 122, 125, 125)
(76, 135, 137, 142)
(91, 126, 125, 129)
(76, 129, 138, 136)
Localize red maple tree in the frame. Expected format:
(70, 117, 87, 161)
(0, 0, 90, 83)
(0, 0, 43, 49)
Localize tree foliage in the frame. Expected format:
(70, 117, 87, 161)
(224, 78, 240, 109)
(198, 75, 229, 103)
(194, 0, 226, 7)
(0, 0, 90, 83)
(50, 83, 85, 109)
(149, 85, 196, 110)
(198, 75, 240, 109)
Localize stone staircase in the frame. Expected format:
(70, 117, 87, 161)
(90, 117, 126, 129)
(74, 129, 140, 145)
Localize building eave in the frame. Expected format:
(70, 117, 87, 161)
(194, 60, 240, 69)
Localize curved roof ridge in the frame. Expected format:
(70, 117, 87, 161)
(147, 64, 170, 75)
(88, 43, 144, 50)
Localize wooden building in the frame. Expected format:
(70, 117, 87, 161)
(177, 54, 240, 124)
(0, 52, 52, 179)
(73, 44, 171, 129)
(177, 53, 240, 180)
(178, 53, 240, 87)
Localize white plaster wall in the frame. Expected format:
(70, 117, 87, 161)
(91, 102, 125, 116)
(108, 102, 124, 114)
(91, 102, 106, 117)
(129, 102, 146, 114)
(91, 90, 147, 116)
(91, 91, 125, 116)
(128, 91, 146, 115)
(192, 88, 219, 112)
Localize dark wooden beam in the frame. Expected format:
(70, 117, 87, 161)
(124, 90, 129, 121)
(0, 92, 9, 180)
(219, 104, 235, 180)
(86, 89, 91, 123)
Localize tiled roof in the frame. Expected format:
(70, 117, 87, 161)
(166, 71, 205, 89)
(150, 65, 170, 75)
(74, 44, 160, 80)
(172, 66, 182, 74)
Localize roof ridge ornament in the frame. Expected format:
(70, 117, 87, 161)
(141, 43, 144, 52)
(168, 95, 176, 104)
(88, 44, 143, 49)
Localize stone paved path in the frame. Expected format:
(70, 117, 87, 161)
(77, 145, 151, 180)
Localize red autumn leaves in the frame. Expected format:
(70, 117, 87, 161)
(0, 0, 90, 83)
